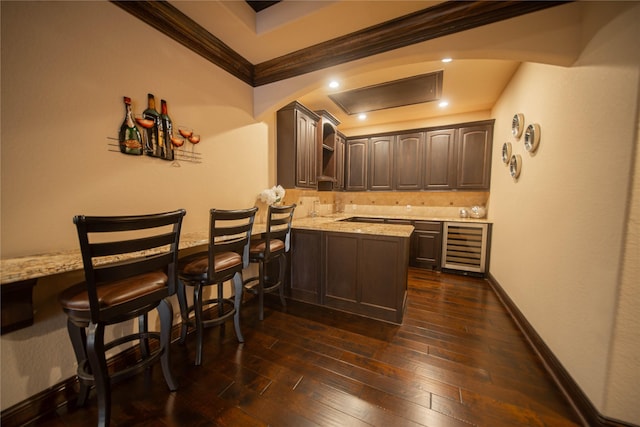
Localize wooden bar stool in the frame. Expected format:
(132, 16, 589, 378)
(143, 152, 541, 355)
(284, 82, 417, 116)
(58, 209, 186, 427)
(176, 207, 258, 365)
(243, 204, 296, 320)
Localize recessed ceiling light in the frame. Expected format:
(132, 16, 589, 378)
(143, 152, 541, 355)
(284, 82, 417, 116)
(441, 58, 452, 63)
(329, 80, 340, 89)
(439, 101, 449, 108)
(358, 113, 367, 120)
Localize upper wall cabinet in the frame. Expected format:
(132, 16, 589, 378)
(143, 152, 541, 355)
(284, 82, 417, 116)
(456, 124, 493, 189)
(344, 120, 494, 191)
(424, 129, 457, 190)
(395, 133, 423, 191)
(369, 136, 394, 191)
(335, 132, 346, 191)
(345, 138, 368, 191)
(277, 102, 320, 189)
(316, 110, 341, 190)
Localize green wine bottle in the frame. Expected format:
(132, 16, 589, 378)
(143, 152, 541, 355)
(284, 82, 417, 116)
(142, 93, 161, 157)
(118, 97, 143, 155)
(160, 99, 174, 161)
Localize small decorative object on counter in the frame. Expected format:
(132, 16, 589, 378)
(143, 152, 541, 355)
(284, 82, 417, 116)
(118, 97, 143, 155)
(160, 99, 174, 161)
(459, 208, 469, 218)
(259, 185, 286, 205)
(470, 206, 486, 218)
(142, 93, 162, 157)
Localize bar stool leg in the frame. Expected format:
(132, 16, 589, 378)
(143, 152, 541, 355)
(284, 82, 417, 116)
(193, 283, 204, 366)
(66, 320, 91, 407)
(138, 314, 150, 358)
(232, 272, 244, 342)
(258, 260, 265, 321)
(86, 322, 110, 427)
(158, 298, 177, 390)
(176, 279, 189, 344)
(278, 253, 287, 308)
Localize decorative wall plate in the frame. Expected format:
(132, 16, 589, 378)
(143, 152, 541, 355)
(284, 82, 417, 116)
(509, 154, 522, 179)
(511, 113, 525, 138)
(524, 123, 541, 152)
(502, 142, 512, 164)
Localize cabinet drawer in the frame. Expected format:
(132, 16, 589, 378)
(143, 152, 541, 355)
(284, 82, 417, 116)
(413, 221, 441, 232)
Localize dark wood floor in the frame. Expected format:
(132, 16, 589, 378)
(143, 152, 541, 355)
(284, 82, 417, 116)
(31, 268, 583, 426)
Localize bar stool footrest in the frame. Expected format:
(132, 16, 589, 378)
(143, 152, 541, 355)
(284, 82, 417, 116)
(77, 331, 164, 385)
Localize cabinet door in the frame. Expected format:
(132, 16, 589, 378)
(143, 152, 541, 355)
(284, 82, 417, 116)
(412, 221, 442, 270)
(335, 133, 345, 190)
(345, 138, 368, 191)
(289, 229, 322, 304)
(369, 136, 394, 191)
(424, 129, 456, 190)
(395, 132, 423, 190)
(456, 124, 492, 189)
(295, 111, 318, 188)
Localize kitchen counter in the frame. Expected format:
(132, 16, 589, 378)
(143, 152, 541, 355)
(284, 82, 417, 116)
(1, 213, 489, 285)
(292, 214, 414, 237)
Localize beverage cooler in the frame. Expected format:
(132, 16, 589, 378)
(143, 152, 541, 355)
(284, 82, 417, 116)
(441, 222, 490, 275)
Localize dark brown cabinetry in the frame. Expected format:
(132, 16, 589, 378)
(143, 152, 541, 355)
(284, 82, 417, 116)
(368, 136, 394, 191)
(345, 120, 494, 191)
(289, 229, 322, 304)
(334, 132, 346, 191)
(423, 129, 456, 190)
(345, 138, 368, 191)
(411, 221, 442, 269)
(395, 132, 423, 190)
(288, 229, 409, 324)
(456, 124, 493, 189)
(277, 102, 319, 188)
(316, 110, 341, 190)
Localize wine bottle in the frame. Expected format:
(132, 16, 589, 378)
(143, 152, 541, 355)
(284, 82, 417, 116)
(142, 93, 161, 157)
(160, 99, 174, 161)
(118, 97, 143, 155)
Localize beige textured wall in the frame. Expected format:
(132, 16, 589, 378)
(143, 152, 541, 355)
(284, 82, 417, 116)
(488, 2, 639, 423)
(0, 2, 269, 260)
(0, 1, 270, 410)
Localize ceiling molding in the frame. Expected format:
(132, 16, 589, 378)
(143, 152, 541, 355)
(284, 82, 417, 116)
(112, 0, 570, 88)
(111, 0, 254, 86)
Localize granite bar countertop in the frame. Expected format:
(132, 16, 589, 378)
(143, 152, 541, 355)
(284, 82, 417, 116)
(1, 213, 489, 284)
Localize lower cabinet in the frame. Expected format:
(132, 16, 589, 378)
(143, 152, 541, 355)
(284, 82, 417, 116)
(411, 221, 442, 270)
(289, 229, 322, 304)
(288, 229, 409, 324)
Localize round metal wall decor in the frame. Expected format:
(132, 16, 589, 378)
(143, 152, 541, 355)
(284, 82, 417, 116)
(509, 154, 522, 179)
(502, 142, 512, 164)
(524, 123, 541, 153)
(511, 113, 525, 138)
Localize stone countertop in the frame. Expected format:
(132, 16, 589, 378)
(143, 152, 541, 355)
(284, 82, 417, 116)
(0, 226, 267, 285)
(322, 212, 491, 224)
(1, 213, 489, 285)
(292, 214, 414, 238)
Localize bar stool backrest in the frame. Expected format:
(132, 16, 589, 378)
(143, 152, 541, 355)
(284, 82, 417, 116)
(264, 204, 296, 258)
(73, 209, 186, 323)
(208, 207, 259, 275)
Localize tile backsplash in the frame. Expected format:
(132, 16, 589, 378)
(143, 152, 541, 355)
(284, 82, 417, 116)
(281, 189, 489, 218)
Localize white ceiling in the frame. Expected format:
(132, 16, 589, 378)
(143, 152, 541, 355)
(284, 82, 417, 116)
(169, 1, 582, 131)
